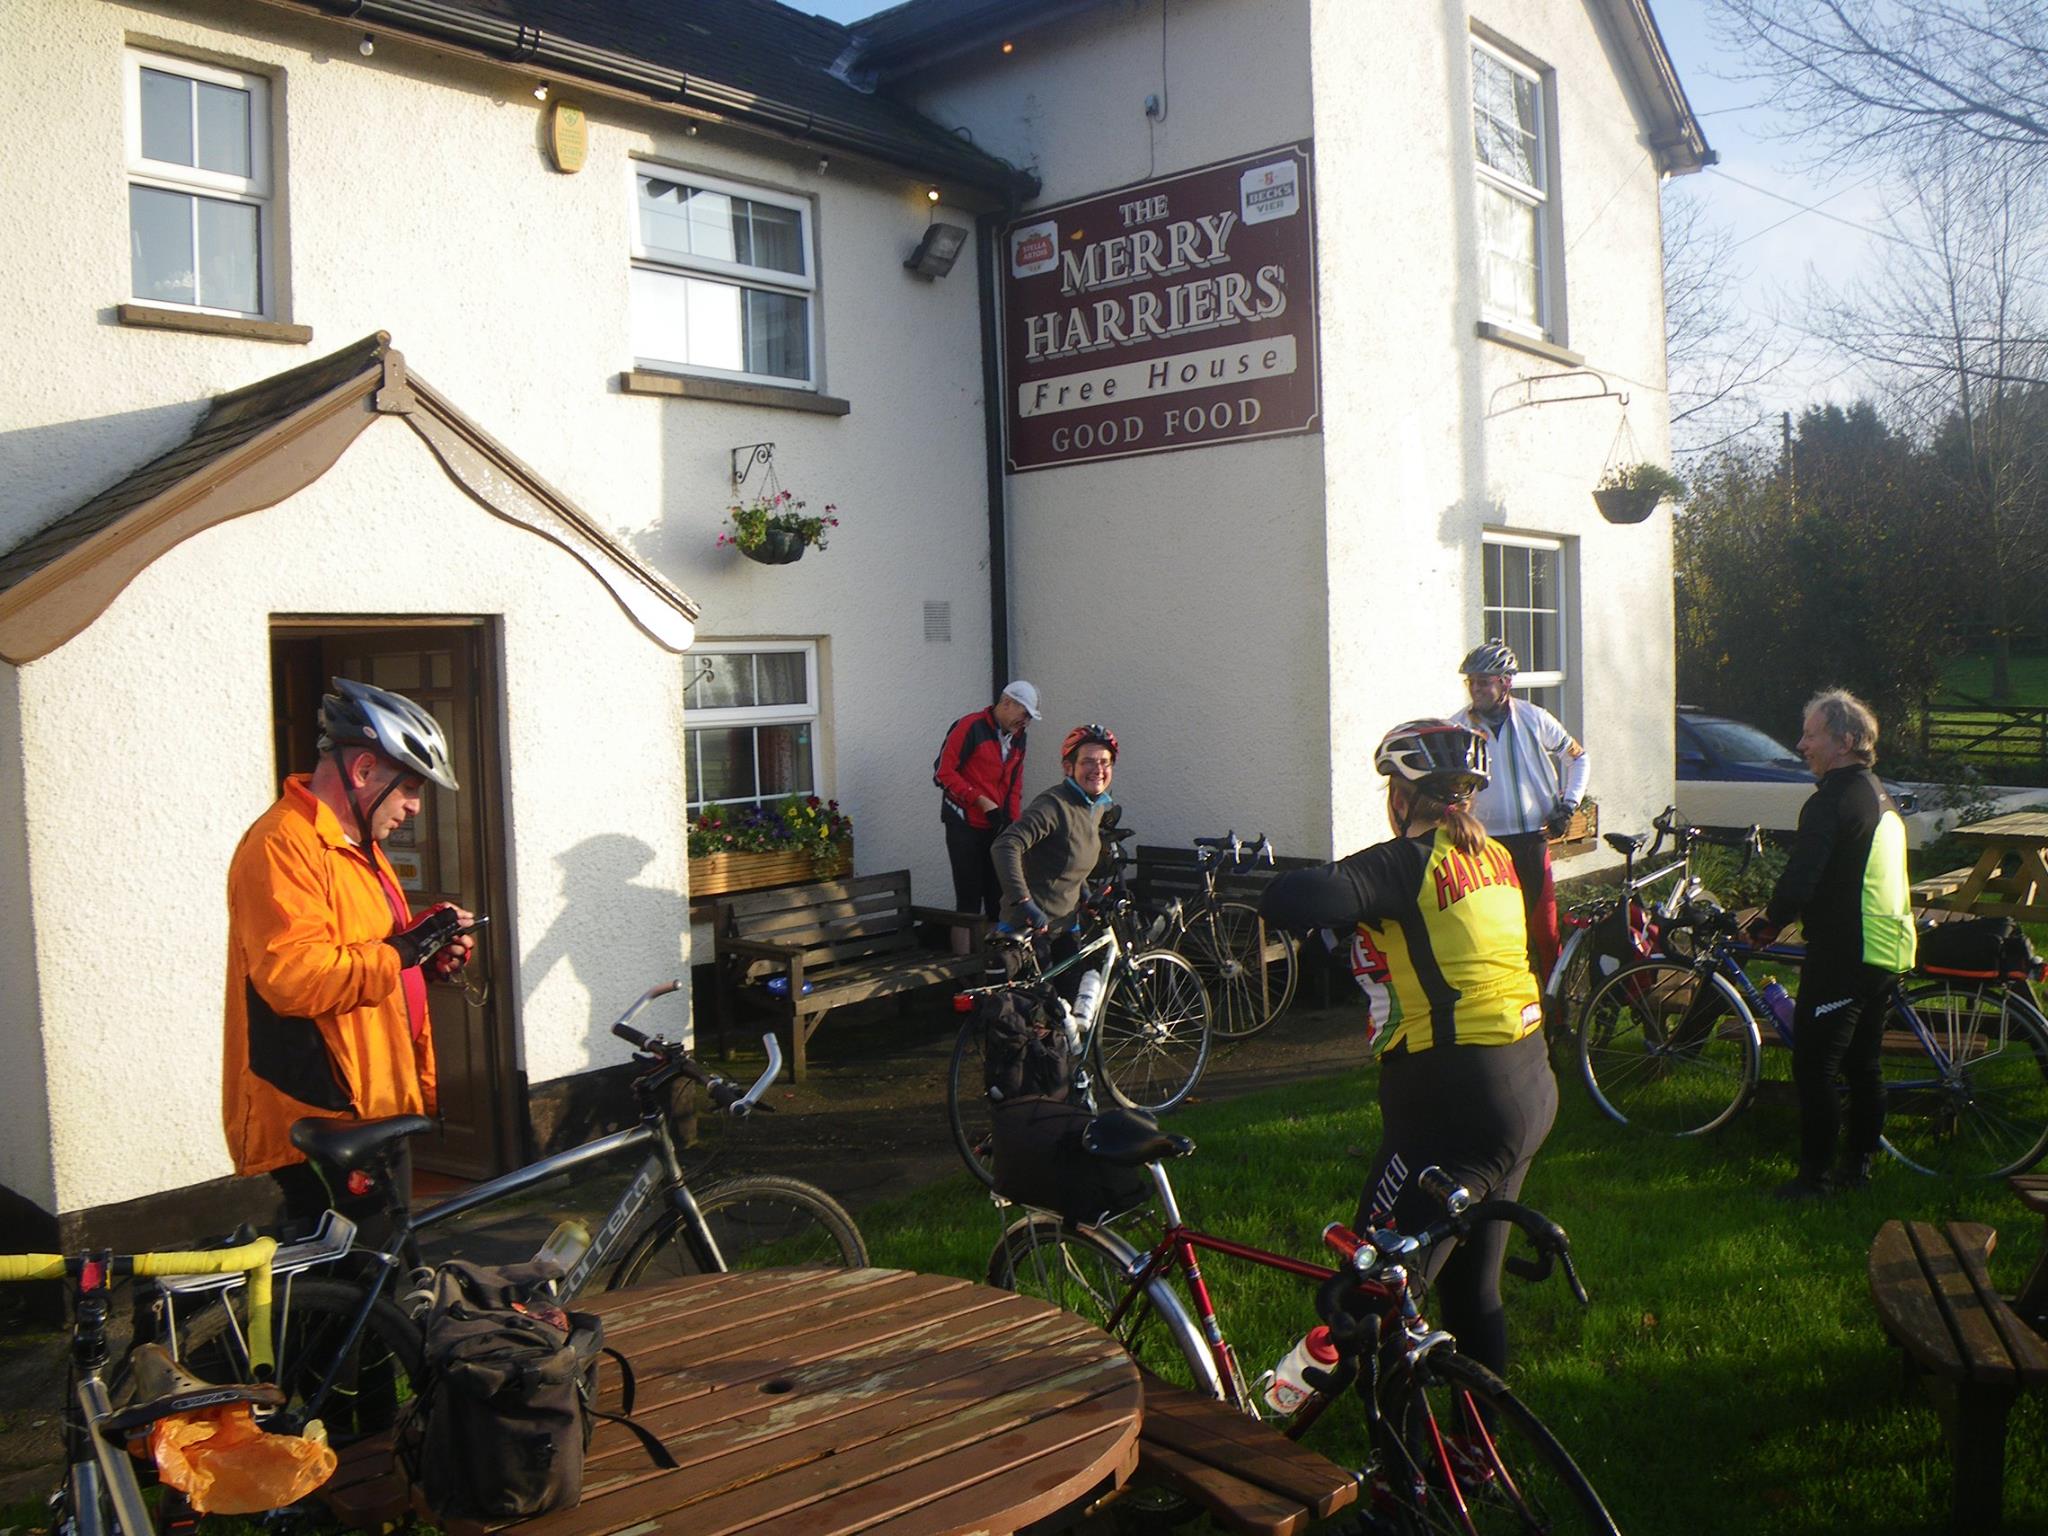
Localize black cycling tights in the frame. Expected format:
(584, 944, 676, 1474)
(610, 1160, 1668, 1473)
(1355, 1029, 1557, 1378)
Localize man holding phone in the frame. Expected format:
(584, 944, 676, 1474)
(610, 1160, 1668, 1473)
(223, 677, 478, 1229)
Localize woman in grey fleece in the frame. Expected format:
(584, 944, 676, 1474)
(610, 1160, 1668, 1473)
(991, 724, 1119, 932)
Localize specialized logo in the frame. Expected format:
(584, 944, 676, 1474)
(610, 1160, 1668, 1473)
(1367, 1152, 1410, 1229)
(1432, 844, 1522, 911)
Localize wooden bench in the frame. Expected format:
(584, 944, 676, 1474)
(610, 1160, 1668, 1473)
(713, 871, 988, 1080)
(1131, 1369, 1357, 1536)
(1868, 1218, 2048, 1533)
(2011, 1174, 2048, 1328)
(1132, 844, 1332, 1009)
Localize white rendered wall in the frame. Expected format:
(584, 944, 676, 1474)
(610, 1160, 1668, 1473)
(0, 0, 994, 913)
(4, 418, 691, 1218)
(906, 0, 1335, 856)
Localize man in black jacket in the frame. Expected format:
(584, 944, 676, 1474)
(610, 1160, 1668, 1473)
(1746, 689, 1917, 1199)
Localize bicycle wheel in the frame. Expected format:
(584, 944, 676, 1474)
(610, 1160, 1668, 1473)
(1179, 901, 1297, 1041)
(1094, 949, 1213, 1113)
(1578, 959, 1760, 1136)
(947, 1015, 1001, 1190)
(1878, 981, 2048, 1179)
(986, 1214, 1219, 1399)
(609, 1174, 868, 1285)
(1543, 922, 1597, 1062)
(171, 1276, 423, 1448)
(1372, 1348, 1620, 1535)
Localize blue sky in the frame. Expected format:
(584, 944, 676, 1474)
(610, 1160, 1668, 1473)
(788, 0, 1885, 425)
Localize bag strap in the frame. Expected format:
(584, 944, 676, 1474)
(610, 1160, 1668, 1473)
(585, 1347, 678, 1471)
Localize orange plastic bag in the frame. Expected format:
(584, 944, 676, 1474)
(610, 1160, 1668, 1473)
(144, 1405, 338, 1514)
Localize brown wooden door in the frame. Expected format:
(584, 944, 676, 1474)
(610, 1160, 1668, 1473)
(270, 622, 515, 1178)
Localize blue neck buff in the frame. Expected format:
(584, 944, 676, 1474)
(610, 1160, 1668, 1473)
(1064, 778, 1114, 809)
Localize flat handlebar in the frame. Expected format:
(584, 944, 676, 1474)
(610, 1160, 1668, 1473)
(608, 983, 784, 1114)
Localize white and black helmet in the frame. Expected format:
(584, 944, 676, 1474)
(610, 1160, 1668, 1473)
(1459, 639, 1519, 678)
(318, 678, 459, 791)
(1375, 718, 1491, 802)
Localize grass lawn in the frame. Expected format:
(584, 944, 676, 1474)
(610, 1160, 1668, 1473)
(860, 1058, 2047, 1535)
(1939, 651, 2048, 706)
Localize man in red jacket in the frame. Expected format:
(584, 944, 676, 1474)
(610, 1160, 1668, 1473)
(935, 680, 1040, 917)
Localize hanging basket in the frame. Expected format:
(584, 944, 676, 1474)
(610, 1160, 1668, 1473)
(1592, 487, 1660, 525)
(741, 528, 806, 565)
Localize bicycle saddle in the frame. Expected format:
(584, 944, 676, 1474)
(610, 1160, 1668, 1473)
(1604, 832, 1647, 857)
(1082, 1109, 1194, 1166)
(289, 1114, 433, 1171)
(101, 1344, 286, 1435)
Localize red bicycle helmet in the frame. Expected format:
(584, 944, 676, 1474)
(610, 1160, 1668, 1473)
(1061, 723, 1120, 763)
(1375, 718, 1490, 801)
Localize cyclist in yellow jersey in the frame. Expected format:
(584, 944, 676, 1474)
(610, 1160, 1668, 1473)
(1260, 719, 1557, 1378)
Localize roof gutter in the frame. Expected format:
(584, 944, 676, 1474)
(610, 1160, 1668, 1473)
(1611, 0, 1715, 174)
(243, 0, 1037, 200)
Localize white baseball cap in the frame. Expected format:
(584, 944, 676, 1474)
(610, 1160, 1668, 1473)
(1001, 679, 1042, 719)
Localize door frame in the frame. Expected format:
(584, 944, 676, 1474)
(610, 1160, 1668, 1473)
(270, 615, 523, 1176)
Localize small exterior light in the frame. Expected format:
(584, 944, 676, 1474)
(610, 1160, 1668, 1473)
(926, 186, 941, 203)
(905, 222, 969, 279)
(533, 81, 550, 102)
(358, 32, 375, 55)
(686, 122, 700, 136)
(817, 156, 830, 173)
(1001, 40, 1015, 54)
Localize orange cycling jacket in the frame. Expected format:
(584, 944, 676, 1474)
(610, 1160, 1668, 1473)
(223, 775, 438, 1177)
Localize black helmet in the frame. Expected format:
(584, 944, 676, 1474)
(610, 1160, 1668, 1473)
(318, 678, 459, 791)
(1459, 639, 1518, 677)
(1375, 719, 1490, 802)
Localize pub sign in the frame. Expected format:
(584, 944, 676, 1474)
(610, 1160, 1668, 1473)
(1001, 142, 1320, 473)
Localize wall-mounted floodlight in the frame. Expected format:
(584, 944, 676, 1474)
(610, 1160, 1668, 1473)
(905, 222, 969, 279)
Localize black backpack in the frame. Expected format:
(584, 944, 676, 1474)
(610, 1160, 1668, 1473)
(399, 1261, 607, 1521)
(1916, 916, 2040, 981)
(979, 986, 1073, 1104)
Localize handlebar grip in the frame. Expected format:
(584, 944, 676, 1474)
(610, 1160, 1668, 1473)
(1417, 1165, 1469, 1213)
(613, 1020, 651, 1048)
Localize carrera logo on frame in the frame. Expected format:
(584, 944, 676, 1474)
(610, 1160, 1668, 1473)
(999, 142, 1320, 472)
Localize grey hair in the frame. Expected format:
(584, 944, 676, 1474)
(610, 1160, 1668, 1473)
(1804, 688, 1879, 765)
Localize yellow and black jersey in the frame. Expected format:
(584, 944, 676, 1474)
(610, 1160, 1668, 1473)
(1259, 826, 1543, 1056)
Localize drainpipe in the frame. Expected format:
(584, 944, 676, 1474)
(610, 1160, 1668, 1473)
(975, 210, 1011, 691)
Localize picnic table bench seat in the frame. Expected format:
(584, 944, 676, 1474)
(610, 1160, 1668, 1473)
(712, 871, 988, 1080)
(1868, 1218, 2048, 1533)
(2011, 1174, 2048, 1328)
(1131, 1369, 1357, 1536)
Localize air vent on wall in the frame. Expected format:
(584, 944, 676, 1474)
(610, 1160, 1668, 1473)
(924, 601, 952, 642)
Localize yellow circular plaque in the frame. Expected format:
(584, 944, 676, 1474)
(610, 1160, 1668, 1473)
(547, 101, 588, 173)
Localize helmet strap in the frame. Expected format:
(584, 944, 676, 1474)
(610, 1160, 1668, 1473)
(335, 747, 404, 847)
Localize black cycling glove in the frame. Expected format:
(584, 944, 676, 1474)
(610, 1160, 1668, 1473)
(388, 904, 463, 969)
(1542, 801, 1577, 839)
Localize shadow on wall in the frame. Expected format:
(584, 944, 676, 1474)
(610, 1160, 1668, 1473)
(0, 401, 216, 543)
(521, 833, 688, 1144)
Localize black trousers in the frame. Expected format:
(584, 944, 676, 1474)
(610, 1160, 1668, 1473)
(1791, 957, 1894, 1179)
(1357, 1029, 1558, 1377)
(945, 814, 1003, 919)
(269, 1139, 414, 1251)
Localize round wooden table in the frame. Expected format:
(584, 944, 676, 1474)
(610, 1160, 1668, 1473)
(510, 1266, 1142, 1536)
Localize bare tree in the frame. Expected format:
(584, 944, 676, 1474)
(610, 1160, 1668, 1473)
(1663, 184, 1801, 457)
(1711, 0, 2048, 173)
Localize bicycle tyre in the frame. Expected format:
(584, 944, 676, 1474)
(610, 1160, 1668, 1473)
(1094, 949, 1213, 1114)
(985, 1214, 1221, 1399)
(1373, 1348, 1620, 1535)
(1878, 980, 2048, 1179)
(1543, 921, 1597, 1063)
(1179, 901, 1297, 1041)
(170, 1276, 423, 1448)
(946, 1015, 1000, 1190)
(608, 1174, 868, 1285)
(1578, 959, 1760, 1137)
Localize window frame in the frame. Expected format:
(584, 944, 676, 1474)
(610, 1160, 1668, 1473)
(1469, 37, 1553, 340)
(1481, 530, 1569, 711)
(627, 162, 820, 391)
(684, 642, 824, 813)
(123, 48, 274, 319)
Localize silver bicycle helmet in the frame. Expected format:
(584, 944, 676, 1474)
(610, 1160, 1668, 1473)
(1459, 639, 1519, 678)
(1375, 718, 1491, 801)
(318, 678, 459, 791)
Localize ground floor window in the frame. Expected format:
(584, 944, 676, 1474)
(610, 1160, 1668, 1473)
(1481, 532, 1569, 718)
(685, 643, 819, 811)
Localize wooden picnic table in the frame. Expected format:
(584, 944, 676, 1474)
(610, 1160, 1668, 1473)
(1931, 810, 2048, 925)
(2011, 1174, 2048, 1326)
(322, 1266, 1141, 1536)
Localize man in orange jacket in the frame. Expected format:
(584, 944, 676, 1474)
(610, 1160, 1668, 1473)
(223, 678, 475, 1228)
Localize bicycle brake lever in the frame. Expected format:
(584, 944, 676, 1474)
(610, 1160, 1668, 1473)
(1560, 1251, 1590, 1307)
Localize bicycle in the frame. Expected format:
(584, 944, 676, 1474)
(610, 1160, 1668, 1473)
(946, 889, 1213, 1189)
(984, 1114, 1620, 1534)
(1156, 833, 1301, 1041)
(1576, 901, 2048, 1176)
(155, 982, 867, 1445)
(0, 1237, 280, 1536)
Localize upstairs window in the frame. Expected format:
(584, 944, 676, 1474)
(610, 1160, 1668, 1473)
(126, 50, 272, 317)
(685, 645, 821, 813)
(1471, 40, 1552, 337)
(630, 168, 816, 387)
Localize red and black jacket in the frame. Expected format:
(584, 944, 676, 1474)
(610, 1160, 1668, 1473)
(935, 707, 1027, 830)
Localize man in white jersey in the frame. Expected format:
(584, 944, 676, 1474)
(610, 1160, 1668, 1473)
(1449, 639, 1589, 986)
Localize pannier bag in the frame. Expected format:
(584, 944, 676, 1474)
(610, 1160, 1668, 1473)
(1915, 916, 2041, 981)
(991, 1099, 1150, 1223)
(400, 1260, 604, 1521)
(1588, 900, 1654, 985)
(979, 987, 1073, 1104)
